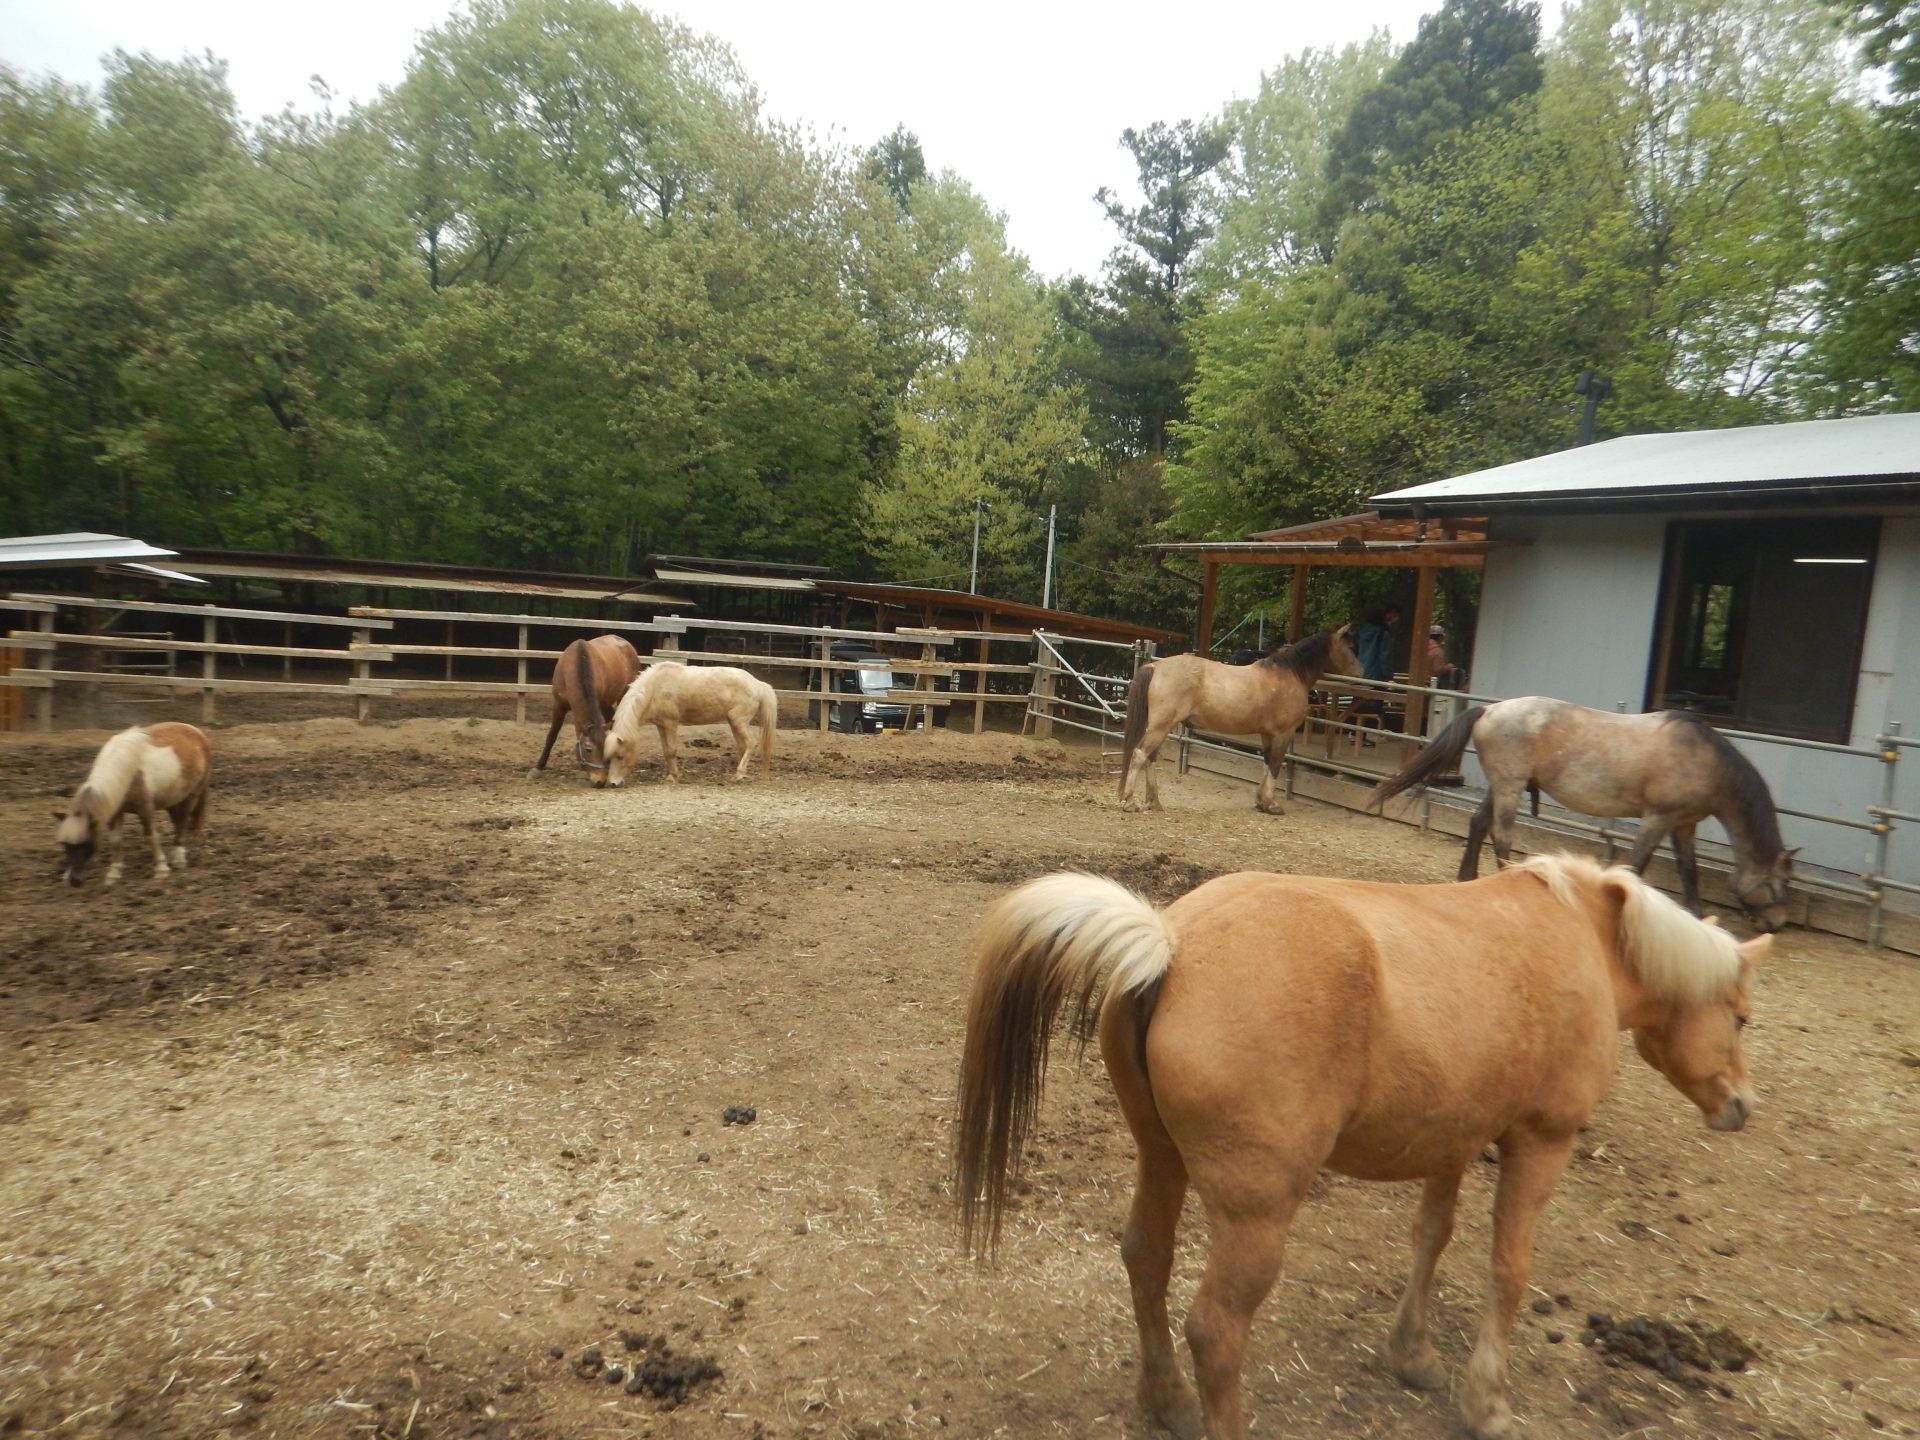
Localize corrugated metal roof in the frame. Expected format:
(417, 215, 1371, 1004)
(1373, 412, 1920, 512)
(0, 532, 180, 568)
(652, 566, 817, 592)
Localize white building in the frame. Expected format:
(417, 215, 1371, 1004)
(1372, 411, 1920, 909)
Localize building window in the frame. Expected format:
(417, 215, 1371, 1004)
(1652, 516, 1878, 743)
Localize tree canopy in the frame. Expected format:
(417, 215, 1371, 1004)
(1, 0, 1907, 637)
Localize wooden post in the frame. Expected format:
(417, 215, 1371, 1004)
(817, 636, 832, 733)
(36, 609, 54, 732)
(282, 621, 293, 680)
(201, 609, 217, 724)
(515, 624, 529, 724)
(354, 626, 371, 723)
(1196, 561, 1219, 655)
(446, 620, 456, 681)
(1405, 563, 1436, 737)
(1030, 635, 1056, 739)
(974, 631, 990, 734)
(1289, 563, 1308, 641)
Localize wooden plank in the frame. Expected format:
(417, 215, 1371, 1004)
(354, 643, 561, 661)
(8, 593, 394, 628)
(350, 606, 686, 634)
(24, 631, 368, 662)
(0, 597, 59, 614)
(641, 653, 959, 678)
(31, 669, 356, 695)
(663, 615, 956, 647)
(2, 634, 55, 651)
(0, 670, 53, 687)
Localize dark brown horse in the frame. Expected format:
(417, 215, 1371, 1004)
(1369, 696, 1795, 931)
(1119, 626, 1359, 814)
(532, 634, 641, 787)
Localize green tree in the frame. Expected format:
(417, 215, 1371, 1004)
(1809, 0, 1920, 410)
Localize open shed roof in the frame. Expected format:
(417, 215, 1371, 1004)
(1373, 411, 1920, 515)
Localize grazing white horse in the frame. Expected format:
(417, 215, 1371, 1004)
(603, 662, 778, 785)
(55, 722, 212, 886)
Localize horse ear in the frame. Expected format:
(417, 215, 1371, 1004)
(1701, 913, 1721, 927)
(1737, 934, 1772, 969)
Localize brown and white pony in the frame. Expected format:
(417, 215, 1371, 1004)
(532, 634, 641, 787)
(955, 855, 1764, 1440)
(1118, 626, 1360, 813)
(55, 722, 212, 886)
(603, 662, 778, 786)
(1369, 696, 1796, 931)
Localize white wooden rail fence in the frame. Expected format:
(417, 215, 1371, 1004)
(0, 592, 1045, 732)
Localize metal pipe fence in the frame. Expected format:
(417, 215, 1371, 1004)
(1025, 652, 1920, 949)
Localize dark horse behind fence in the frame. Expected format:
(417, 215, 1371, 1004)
(532, 634, 642, 787)
(1118, 626, 1359, 814)
(1368, 695, 1795, 931)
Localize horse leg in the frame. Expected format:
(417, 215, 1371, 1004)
(655, 720, 680, 782)
(1459, 1131, 1576, 1440)
(1387, 1165, 1467, 1390)
(726, 715, 753, 781)
(167, 800, 192, 870)
(1623, 816, 1676, 882)
(1670, 823, 1703, 914)
(1255, 735, 1290, 814)
(1185, 1197, 1299, 1440)
(532, 700, 568, 775)
(1459, 795, 1496, 880)
(1100, 1006, 1201, 1437)
(102, 815, 125, 888)
(1122, 724, 1166, 812)
(1485, 785, 1524, 870)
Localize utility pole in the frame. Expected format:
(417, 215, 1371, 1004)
(1041, 504, 1057, 610)
(969, 497, 983, 594)
(1575, 369, 1613, 445)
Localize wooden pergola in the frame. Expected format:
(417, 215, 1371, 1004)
(1150, 512, 1522, 729)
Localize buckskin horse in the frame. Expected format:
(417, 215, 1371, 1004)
(1118, 626, 1360, 814)
(1368, 696, 1795, 931)
(602, 661, 777, 785)
(55, 722, 212, 886)
(532, 634, 641, 787)
(954, 855, 1766, 1440)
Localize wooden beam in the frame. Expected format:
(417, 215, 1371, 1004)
(1196, 562, 1219, 654)
(1405, 564, 1436, 735)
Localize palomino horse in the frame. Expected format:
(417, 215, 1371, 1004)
(55, 722, 212, 886)
(1369, 696, 1795, 931)
(603, 662, 777, 786)
(1118, 626, 1359, 814)
(955, 855, 1765, 1440)
(532, 634, 641, 786)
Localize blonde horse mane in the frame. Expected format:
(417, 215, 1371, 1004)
(73, 730, 154, 819)
(1510, 853, 1742, 1003)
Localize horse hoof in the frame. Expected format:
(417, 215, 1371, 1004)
(170, 848, 188, 869)
(1391, 1351, 1446, 1392)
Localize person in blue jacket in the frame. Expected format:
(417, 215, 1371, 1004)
(1353, 601, 1401, 682)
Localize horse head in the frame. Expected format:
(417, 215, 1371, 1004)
(1327, 623, 1361, 678)
(1730, 849, 1795, 934)
(1631, 932, 1769, 1132)
(576, 726, 612, 787)
(53, 796, 96, 885)
(602, 670, 656, 788)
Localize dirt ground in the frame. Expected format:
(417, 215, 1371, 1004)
(2, 714, 1917, 1440)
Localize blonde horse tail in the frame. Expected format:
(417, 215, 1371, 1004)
(1117, 665, 1155, 798)
(954, 872, 1174, 1255)
(1366, 704, 1487, 813)
(758, 683, 777, 774)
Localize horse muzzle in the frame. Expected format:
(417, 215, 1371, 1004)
(1706, 1092, 1753, 1132)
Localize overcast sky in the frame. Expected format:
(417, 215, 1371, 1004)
(2, 0, 1444, 279)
